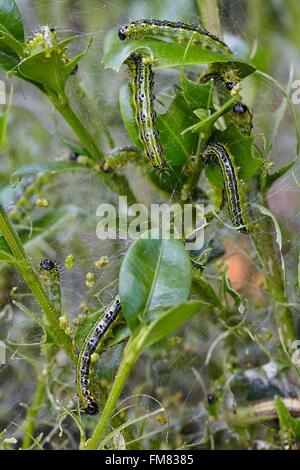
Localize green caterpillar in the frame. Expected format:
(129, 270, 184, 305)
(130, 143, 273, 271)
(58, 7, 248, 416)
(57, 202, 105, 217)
(125, 53, 167, 172)
(202, 143, 248, 233)
(39, 259, 62, 316)
(101, 146, 140, 172)
(200, 62, 240, 92)
(118, 19, 232, 56)
(76, 296, 121, 415)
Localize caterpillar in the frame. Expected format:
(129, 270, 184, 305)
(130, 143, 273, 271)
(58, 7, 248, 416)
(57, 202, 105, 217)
(125, 53, 167, 172)
(231, 101, 253, 135)
(39, 259, 62, 316)
(226, 397, 300, 427)
(26, 26, 61, 58)
(118, 19, 232, 56)
(26, 26, 77, 74)
(77, 295, 121, 415)
(101, 145, 140, 172)
(200, 62, 240, 93)
(202, 143, 248, 233)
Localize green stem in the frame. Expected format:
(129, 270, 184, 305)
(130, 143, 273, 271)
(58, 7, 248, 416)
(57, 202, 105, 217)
(22, 371, 47, 449)
(83, 335, 142, 450)
(0, 204, 75, 361)
(196, 0, 222, 36)
(250, 195, 296, 352)
(48, 92, 102, 161)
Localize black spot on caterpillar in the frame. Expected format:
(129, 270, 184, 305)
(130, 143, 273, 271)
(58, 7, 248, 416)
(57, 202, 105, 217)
(39, 259, 62, 315)
(101, 146, 139, 172)
(118, 19, 232, 56)
(77, 295, 121, 415)
(202, 143, 248, 233)
(232, 101, 253, 135)
(125, 53, 167, 172)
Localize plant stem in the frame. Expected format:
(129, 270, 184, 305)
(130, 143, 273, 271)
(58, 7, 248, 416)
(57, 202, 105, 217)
(0, 204, 75, 360)
(196, 0, 222, 36)
(250, 196, 296, 352)
(22, 371, 47, 449)
(83, 335, 142, 450)
(50, 94, 102, 161)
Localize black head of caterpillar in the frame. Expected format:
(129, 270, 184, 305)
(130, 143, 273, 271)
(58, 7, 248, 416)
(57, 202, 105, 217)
(202, 143, 248, 234)
(77, 296, 121, 415)
(125, 53, 168, 172)
(118, 19, 232, 56)
(232, 101, 253, 135)
(40, 259, 55, 271)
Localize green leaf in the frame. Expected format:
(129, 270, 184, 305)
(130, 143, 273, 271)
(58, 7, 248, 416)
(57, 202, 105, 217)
(0, 0, 24, 43)
(274, 396, 300, 441)
(180, 76, 213, 111)
(139, 300, 206, 349)
(157, 86, 199, 166)
(103, 32, 233, 73)
(206, 124, 264, 187)
(119, 235, 192, 331)
(265, 159, 296, 190)
(0, 47, 18, 70)
(182, 95, 236, 135)
(17, 39, 91, 97)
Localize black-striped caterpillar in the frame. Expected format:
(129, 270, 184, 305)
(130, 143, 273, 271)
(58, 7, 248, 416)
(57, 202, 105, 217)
(77, 295, 121, 415)
(39, 259, 62, 315)
(226, 397, 300, 427)
(118, 19, 232, 56)
(125, 53, 167, 172)
(202, 143, 248, 233)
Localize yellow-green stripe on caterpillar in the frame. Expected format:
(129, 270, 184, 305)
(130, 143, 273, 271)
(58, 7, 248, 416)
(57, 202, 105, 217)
(39, 259, 62, 316)
(202, 143, 248, 233)
(118, 19, 232, 56)
(77, 295, 121, 415)
(125, 53, 167, 172)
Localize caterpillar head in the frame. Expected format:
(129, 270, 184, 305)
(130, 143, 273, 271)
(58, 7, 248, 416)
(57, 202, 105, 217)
(118, 25, 127, 40)
(40, 259, 55, 271)
(84, 399, 99, 415)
